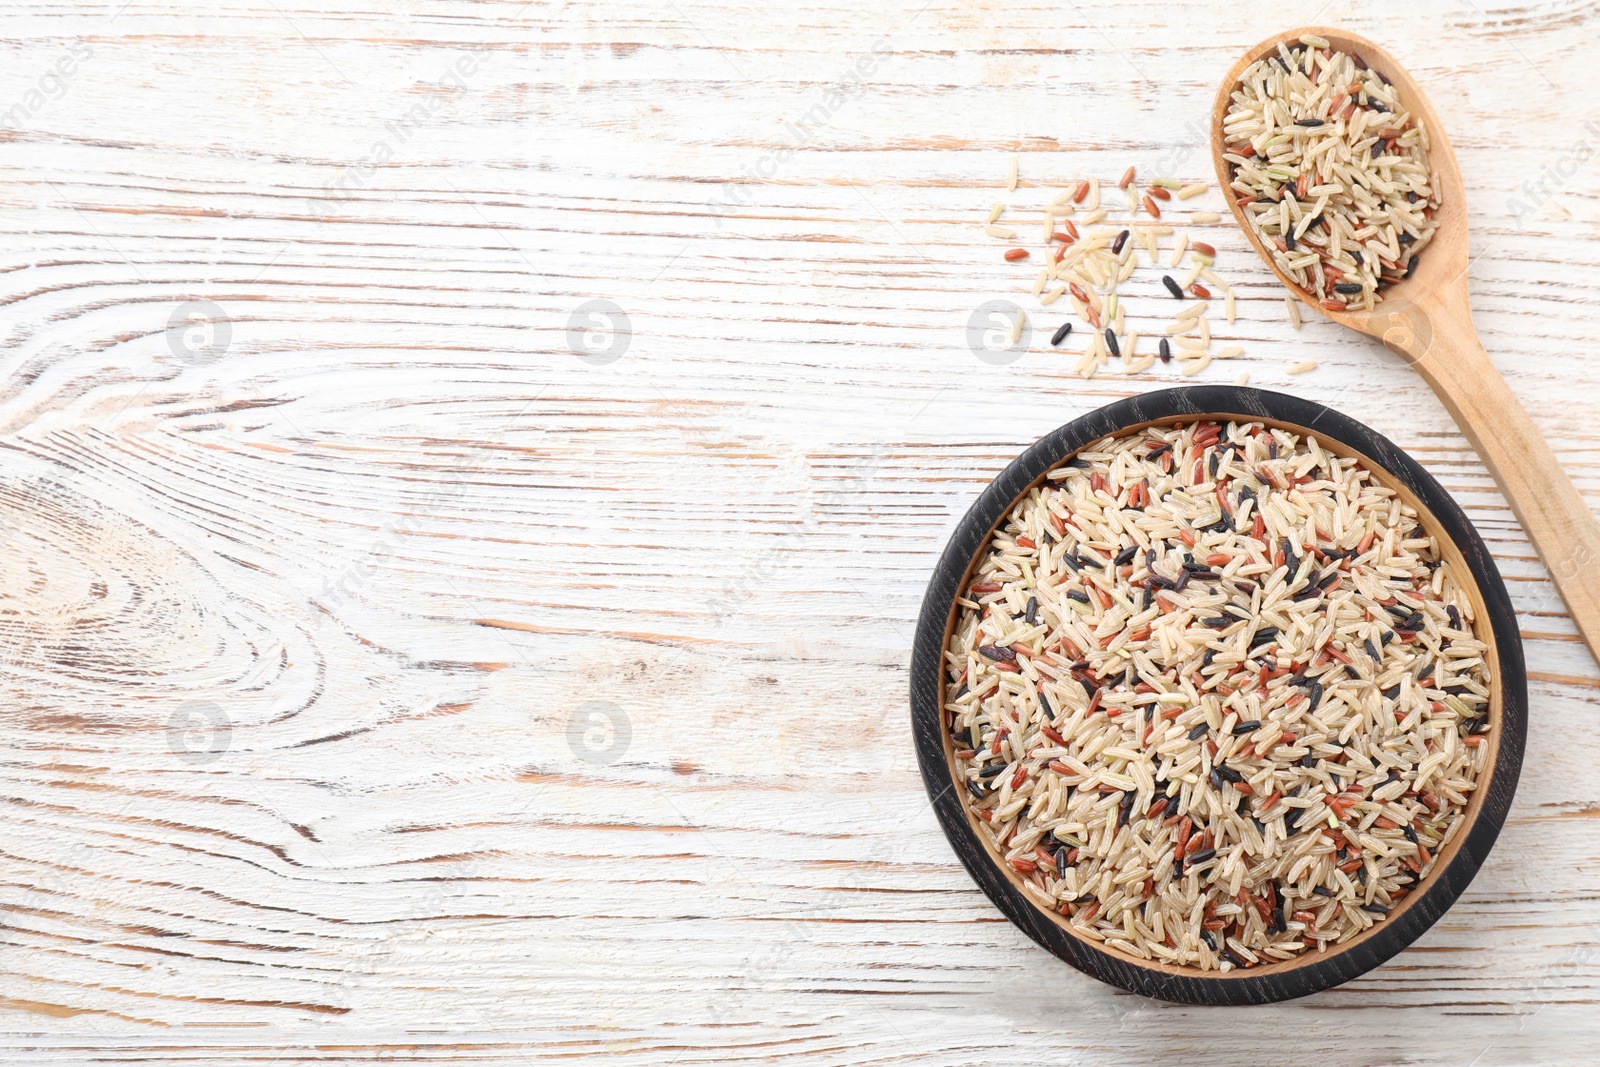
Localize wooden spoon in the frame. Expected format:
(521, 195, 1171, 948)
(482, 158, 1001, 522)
(1211, 26, 1600, 666)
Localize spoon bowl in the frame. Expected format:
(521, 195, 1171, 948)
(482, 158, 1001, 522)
(1211, 26, 1600, 667)
(1210, 27, 1469, 346)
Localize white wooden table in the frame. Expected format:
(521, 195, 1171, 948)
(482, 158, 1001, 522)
(1, 0, 1597, 1061)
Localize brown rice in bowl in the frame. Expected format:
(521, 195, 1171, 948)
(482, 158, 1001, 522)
(942, 415, 1492, 972)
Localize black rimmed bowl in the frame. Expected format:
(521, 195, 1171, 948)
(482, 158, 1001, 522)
(910, 386, 1525, 1005)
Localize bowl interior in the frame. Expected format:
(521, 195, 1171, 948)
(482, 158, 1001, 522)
(915, 388, 1524, 1002)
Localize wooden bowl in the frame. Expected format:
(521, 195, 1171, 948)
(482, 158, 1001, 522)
(910, 387, 1526, 1004)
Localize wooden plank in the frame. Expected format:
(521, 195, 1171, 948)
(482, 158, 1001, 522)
(0, 0, 1596, 1060)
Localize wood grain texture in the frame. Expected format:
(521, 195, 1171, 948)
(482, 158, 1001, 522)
(0, 0, 1596, 1062)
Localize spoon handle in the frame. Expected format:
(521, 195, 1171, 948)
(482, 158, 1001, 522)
(1413, 321, 1600, 663)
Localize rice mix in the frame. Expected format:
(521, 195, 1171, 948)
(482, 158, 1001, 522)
(1221, 35, 1440, 313)
(943, 420, 1492, 971)
(987, 169, 1246, 379)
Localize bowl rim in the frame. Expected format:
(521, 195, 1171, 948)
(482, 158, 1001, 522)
(909, 386, 1526, 1005)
